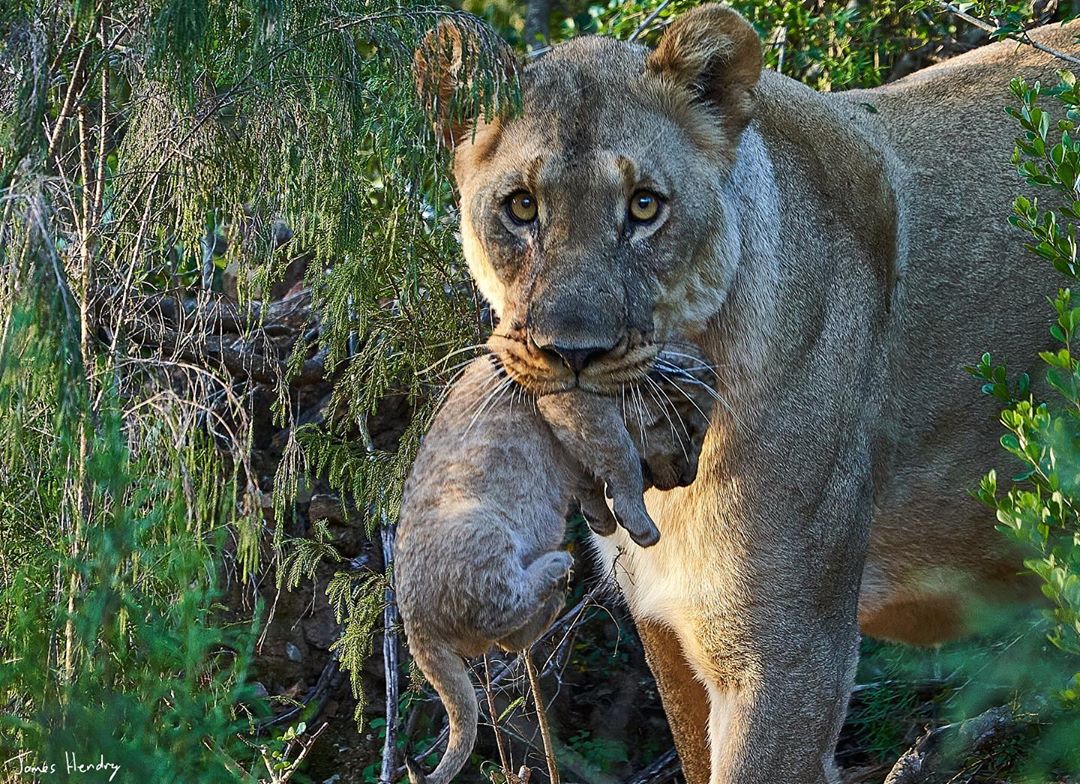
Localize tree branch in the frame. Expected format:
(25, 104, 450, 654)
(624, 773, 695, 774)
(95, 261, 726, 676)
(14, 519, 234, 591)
(378, 521, 401, 784)
(939, 1, 1080, 66)
(523, 0, 552, 52)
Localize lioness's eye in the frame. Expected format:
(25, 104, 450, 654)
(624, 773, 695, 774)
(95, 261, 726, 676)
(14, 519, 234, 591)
(629, 190, 661, 223)
(506, 191, 538, 224)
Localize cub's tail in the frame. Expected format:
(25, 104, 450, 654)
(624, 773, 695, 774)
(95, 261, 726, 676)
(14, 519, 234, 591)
(405, 640, 478, 784)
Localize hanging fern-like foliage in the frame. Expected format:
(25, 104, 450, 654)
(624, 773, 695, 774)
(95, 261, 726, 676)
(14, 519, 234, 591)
(0, 0, 513, 773)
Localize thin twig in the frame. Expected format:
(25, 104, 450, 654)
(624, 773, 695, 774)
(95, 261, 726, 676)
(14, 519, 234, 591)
(483, 653, 513, 778)
(629, 0, 673, 43)
(92, 6, 108, 224)
(938, 1, 1080, 66)
(523, 650, 559, 784)
(261, 722, 330, 783)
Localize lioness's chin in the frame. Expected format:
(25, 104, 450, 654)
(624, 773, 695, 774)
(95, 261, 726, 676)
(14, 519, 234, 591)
(488, 334, 660, 396)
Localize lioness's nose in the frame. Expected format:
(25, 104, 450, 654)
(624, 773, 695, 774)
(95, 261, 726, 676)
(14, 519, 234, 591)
(540, 343, 609, 374)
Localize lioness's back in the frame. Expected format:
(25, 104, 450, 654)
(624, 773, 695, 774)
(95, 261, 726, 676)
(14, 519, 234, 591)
(838, 25, 1076, 639)
(740, 23, 1076, 641)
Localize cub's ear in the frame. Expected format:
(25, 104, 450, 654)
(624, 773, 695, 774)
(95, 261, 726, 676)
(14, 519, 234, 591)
(413, 17, 518, 149)
(646, 4, 762, 143)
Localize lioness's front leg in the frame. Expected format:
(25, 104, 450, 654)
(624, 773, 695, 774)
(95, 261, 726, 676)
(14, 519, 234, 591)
(636, 620, 711, 784)
(692, 617, 859, 784)
(601, 455, 872, 784)
(656, 571, 861, 784)
(638, 617, 857, 784)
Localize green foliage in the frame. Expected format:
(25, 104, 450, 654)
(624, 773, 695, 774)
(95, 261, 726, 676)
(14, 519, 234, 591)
(566, 729, 629, 771)
(965, 72, 1080, 777)
(976, 74, 1080, 664)
(1010, 74, 1080, 278)
(0, 268, 265, 778)
(850, 632, 1080, 778)
(327, 569, 385, 726)
(573, 0, 951, 89)
(1, 0, 512, 776)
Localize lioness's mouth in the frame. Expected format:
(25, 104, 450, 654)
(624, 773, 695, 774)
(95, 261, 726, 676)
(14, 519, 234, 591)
(487, 332, 659, 396)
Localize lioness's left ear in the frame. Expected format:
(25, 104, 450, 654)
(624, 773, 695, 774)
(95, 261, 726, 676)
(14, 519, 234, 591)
(414, 17, 518, 149)
(646, 4, 762, 141)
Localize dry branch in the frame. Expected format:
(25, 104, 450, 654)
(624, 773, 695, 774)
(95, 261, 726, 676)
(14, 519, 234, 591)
(523, 651, 560, 784)
(623, 749, 680, 784)
(883, 706, 1024, 784)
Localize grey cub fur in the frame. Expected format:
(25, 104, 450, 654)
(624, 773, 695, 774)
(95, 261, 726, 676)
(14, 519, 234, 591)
(396, 346, 714, 784)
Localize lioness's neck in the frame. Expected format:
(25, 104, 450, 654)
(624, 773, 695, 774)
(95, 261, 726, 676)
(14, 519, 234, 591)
(697, 125, 783, 406)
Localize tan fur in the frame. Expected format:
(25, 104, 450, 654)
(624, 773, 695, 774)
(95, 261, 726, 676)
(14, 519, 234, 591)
(418, 5, 1078, 781)
(396, 349, 713, 783)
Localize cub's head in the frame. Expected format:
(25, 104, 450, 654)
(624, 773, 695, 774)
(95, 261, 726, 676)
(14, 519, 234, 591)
(417, 5, 762, 394)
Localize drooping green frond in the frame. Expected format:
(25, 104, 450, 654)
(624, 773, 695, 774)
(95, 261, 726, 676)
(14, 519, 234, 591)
(0, 0, 515, 772)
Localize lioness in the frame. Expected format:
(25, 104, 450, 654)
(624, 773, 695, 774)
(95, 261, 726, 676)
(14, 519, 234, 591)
(416, 6, 1077, 783)
(397, 348, 714, 783)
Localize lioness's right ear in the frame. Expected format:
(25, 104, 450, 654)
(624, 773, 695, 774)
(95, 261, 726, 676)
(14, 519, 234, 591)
(646, 5, 762, 143)
(414, 18, 517, 150)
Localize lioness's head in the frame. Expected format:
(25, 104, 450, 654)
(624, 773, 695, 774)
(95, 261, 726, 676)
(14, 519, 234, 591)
(417, 6, 762, 394)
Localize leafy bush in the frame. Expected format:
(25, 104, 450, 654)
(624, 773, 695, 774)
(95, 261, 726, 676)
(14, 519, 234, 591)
(0, 255, 265, 779)
(967, 71, 1080, 775)
(976, 71, 1080, 681)
(1, 0, 510, 778)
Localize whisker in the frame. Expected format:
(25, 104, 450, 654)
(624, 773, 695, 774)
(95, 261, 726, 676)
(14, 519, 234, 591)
(430, 359, 481, 414)
(657, 351, 726, 382)
(655, 357, 721, 385)
(631, 382, 648, 450)
(660, 340, 730, 367)
(642, 374, 677, 439)
(657, 364, 743, 428)
(664, 376, 716, 427)
(420, 342, 490, 376)
(430, 356, 486, 385)
(465, 376, 514, 435)
(643, 373, 691, 461)
(457, 364, 508, 420)
(654, 358, 703, 385)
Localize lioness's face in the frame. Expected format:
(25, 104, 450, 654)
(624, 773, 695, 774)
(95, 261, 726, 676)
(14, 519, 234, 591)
(427, 7, 763, 394)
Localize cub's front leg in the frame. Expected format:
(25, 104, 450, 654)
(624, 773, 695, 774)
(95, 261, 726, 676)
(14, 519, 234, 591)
(537, 390, 661, 547)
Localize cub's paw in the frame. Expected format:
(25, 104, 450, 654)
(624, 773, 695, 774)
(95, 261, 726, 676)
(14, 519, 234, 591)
(577, 489, 618, 536)
(608, 484, 661, 548)
(535, 550, 574, 593)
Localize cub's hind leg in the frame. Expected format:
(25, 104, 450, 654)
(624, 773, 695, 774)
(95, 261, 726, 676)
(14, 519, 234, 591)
(475, 550, 573, 643)
(497, 590, 566, 651)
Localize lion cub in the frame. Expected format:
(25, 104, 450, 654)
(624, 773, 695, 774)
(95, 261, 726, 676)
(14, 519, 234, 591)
(396, 347, 714, 784)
